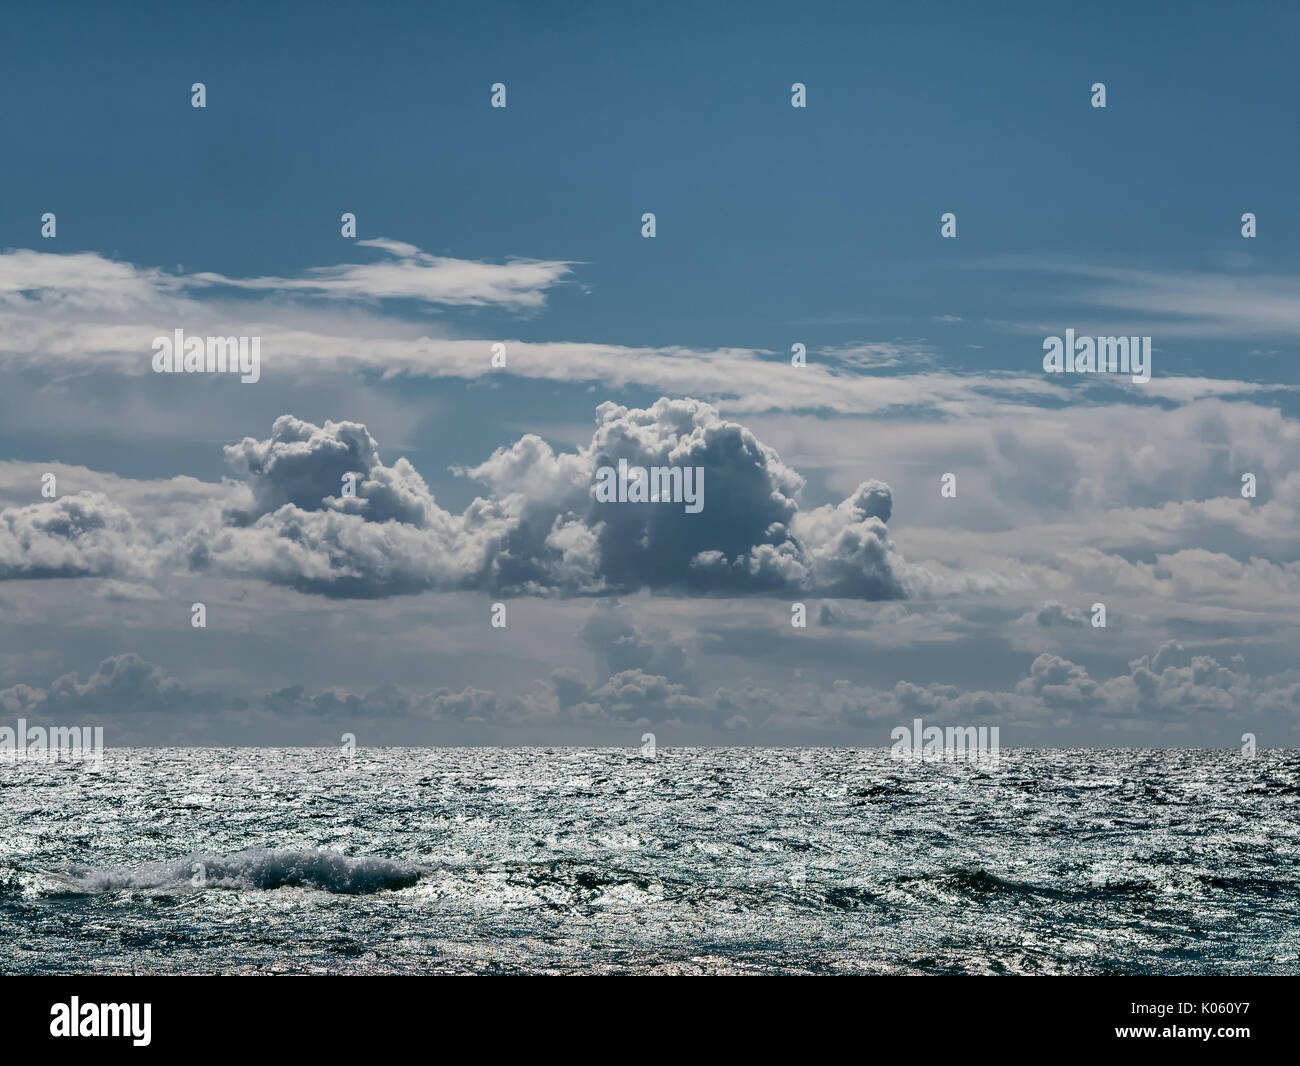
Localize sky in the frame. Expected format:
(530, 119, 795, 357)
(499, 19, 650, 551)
(1, 0, 1298, 746)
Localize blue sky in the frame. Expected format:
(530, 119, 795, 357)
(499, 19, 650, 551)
(1, 1, 1298, 746)
(6, 1, 1300, 351)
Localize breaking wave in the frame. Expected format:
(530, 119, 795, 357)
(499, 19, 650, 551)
(49, 847, 424, 895)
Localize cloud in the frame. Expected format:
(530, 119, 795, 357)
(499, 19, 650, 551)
(0, 242, 572, 313)
(5, 629, 1297, 745)
(222, 414, 439, 527)
(13, 393, 1292, 627)
(541, 629, 1300, 736)
(821, 342, 937, 369)
(260, 681, 512, 724)
(6, 247, 1292, 419)
(200, 399, 916, 598)
(0, 249, 183, 310)
(987, 257, 1300, 339)
(0, 401, 929, 599)
(1098, 642, 1246, 719)
(579, 637, 1300, 736)
(555, 668, 710, 725)
(1023, 601, 1089, 628)
(187, 238, 575, 310)
(94, 580, 163, 601)
(0, 654, 219, 719)
(0, 493, 157, 580)
(1067, 265, 1300, 339)
(579, 608, 692, 682)
(1017, 653, 1103, 709)
(763, 398, 1300, 641)
(0, 653, 534, 742)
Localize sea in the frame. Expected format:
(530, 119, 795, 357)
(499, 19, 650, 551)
(1, 747, 1297, 975)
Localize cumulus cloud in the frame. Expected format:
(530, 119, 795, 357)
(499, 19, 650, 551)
(222, 414, 439, 527)
(1098, 642, 1247, 719)
(0, 493, 157, 580)
(0, 401, 925, 599)
(546, 607, 716, 724)
(199, 399, 915, 598)
(4, 633, 1297, 744)
(1017, 653, 1103, 709)
(0, 653, 538, 742)
(555, 668, 709, 725)
(1005, 642, 1300, 726)
(534, 612, 1300, 737)
(261, 681, 512, 723)
(0, 654, 218, 719)
(549, 630, 1299, 737)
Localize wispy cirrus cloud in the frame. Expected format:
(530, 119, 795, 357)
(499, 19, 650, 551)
(0, 240, 574, 312)
(3, 248, 1290, 416)
(984, 256, 1300, 339)
(186, 238, 577, 309)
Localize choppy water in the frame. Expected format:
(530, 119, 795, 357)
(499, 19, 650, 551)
(1, 747, 1297, 974)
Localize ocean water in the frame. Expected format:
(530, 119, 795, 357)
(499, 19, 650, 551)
(1, 747, 1297, 975)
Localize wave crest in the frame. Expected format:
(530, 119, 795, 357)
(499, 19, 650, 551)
(50, 847, 424, 895)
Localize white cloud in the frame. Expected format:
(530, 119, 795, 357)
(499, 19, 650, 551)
(187, 237, 575, 309)
(6, 248, 1289, 416)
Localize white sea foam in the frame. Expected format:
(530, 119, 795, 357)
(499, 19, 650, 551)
(53, 847, 424, 895)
